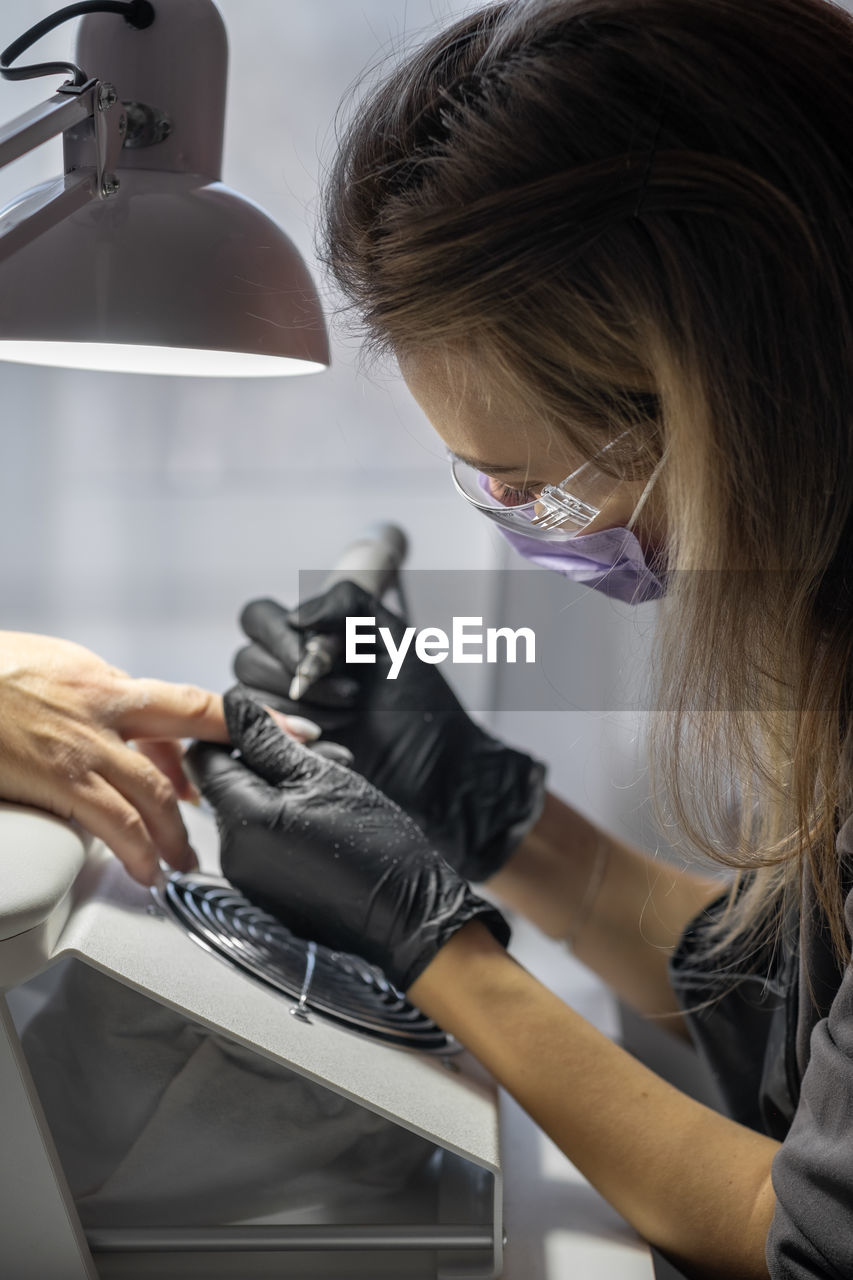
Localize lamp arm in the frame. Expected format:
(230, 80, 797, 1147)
(0, 0, 159, 263)
(0, 170, 95, 262)
(0, 86, 95, 172)
(0, 76, 126, 264)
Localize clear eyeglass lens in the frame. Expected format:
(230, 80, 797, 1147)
(484, 475, 537, 508)
(449, 453, 601, 541)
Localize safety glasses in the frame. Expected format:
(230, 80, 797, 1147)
(449, 445, 623, 542)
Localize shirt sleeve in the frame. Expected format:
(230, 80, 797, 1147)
(765, 883, 853, 1278)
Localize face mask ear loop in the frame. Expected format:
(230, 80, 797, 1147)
(625, 444, 668, 534)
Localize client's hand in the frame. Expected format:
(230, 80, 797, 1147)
(184, 688, 510, 992)
(0, 631, 228, 884)
(234, 582, 545, 883)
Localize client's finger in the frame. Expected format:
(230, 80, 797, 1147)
(116, 683, 228, 743)
(136, 739, 200, 802)
(102, 744, 197, 874)
(69, 773, 163, 886)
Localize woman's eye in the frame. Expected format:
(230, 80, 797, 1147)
(487, 476, 538, 507)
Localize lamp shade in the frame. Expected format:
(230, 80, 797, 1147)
(0, 170, 331, 376)
(0, 0, 330, 376)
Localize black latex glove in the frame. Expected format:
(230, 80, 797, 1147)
(184, 688, 510, 993)
(233, 581, 546, 883)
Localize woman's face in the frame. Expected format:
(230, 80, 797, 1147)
(401, 349, 665, 556)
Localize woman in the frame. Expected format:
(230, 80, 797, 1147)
(188, 1, 853, 1275)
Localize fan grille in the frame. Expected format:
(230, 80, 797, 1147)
(151, 872, 459, 1055)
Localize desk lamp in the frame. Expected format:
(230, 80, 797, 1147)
(0, 0, 330, 376)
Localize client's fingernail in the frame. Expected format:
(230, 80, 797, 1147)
(265, 706, 322, 743)
(184, 784, 202, 807)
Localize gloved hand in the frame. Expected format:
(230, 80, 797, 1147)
(184, 688, 510, 993)
(233, 581, 546, 883)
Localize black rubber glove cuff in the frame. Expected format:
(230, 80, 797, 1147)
(451, 743, 547, 883)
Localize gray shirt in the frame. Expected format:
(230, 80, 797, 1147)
(670, 815, 853, 1277)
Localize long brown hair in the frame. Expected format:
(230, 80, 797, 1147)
(321, 0, 853, 966)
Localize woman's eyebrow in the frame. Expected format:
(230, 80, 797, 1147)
(453, 451, 533, 475)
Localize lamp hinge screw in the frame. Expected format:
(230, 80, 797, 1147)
(97, 82, 118, 112)
(101, 174, 120, 197)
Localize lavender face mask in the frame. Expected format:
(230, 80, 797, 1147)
(497, 524, 666, 604)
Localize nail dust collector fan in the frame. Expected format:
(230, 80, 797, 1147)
(0, 804, 503, 1280)
(151, 870, 458, 1054)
